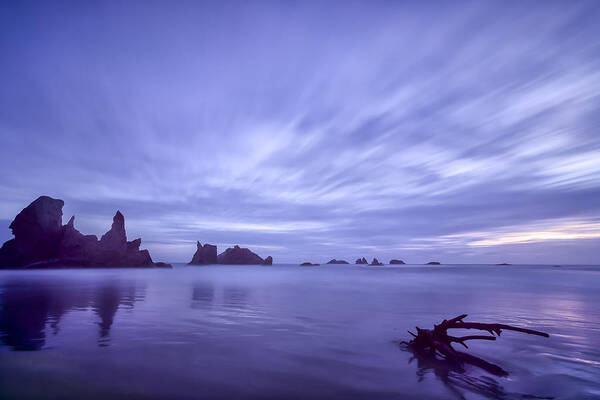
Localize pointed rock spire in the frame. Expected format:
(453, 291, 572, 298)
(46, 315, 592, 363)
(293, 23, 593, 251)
(188, 241, 218, 265)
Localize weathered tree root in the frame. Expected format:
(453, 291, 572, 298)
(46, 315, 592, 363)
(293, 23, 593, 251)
(401, 314, 549, 376)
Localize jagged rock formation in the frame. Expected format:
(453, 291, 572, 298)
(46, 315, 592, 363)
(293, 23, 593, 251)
(326, 259, 349, 264)
(300, 262, 319, 266)
(188, 242, 218, 265)
(426, 261, 441, 265)
(355, 257, 368, 264)
(263, 256, 273, 265)
(389, 259, 405, 264)
(369, 258, 383, 265)
(0, 196, 171, 269)
(217, 245, 266, 265)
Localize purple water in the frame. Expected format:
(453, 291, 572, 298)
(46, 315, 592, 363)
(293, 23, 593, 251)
(1, 264, 599, 399)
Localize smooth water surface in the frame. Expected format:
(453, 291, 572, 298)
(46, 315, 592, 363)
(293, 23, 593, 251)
(1, 264, 599, 399)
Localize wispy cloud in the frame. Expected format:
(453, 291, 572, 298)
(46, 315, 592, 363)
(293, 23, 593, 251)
(0, 1, 599, 263)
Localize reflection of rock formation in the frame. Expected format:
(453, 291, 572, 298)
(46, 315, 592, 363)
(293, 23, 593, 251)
(191, 284, 250, 310)
(223, 286, 249, 309)
(0, 279, 145, 350)
(191, 284, 215, 309)
(0, 196, 171, 268)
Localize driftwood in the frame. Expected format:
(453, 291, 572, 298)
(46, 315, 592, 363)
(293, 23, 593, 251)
(401, 314, 549, 376)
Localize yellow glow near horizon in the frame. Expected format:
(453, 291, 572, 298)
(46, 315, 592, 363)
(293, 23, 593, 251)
(466, 221, 600, 246)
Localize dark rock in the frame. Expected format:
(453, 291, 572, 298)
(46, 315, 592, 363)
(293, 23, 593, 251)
(355, 257, 368, 264)
(326, 259, 349, 264)
(426, 261, 441, 265)
(153, 262, 173, 268)
(369, 258, 383, 265)
(0, 196, 168, 269)
(0, 196, 64, 267)
(300, 262, 319, 266)
(263, 256, 273, 265)
(217, 245, 265, 265)
(188, 241, 218, 265)
(389, 259, 405, 264)
(496, 263, 511, 266)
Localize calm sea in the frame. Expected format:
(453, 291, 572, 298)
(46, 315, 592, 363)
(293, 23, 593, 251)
(0, 264, 599, 399)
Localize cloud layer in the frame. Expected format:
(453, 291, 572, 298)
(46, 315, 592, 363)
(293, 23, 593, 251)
(1, 1, 599, 264)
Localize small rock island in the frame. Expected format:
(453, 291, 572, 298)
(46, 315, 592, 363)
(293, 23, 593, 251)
(189, 243, 273, 265)
(326, 259, 349, 264)
(389, 259, 405, 264)
(300, 262, 319, 266)
(369, 258, 384, 266)
(0, 196, 171, 269)
(355, 257, 368, 264)
(426, 261, 441, 265)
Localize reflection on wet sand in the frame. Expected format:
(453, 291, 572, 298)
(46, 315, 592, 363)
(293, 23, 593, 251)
(191, 283, 215, 309)
(401, 344, 553, 400)
(0, 280, 145, 350)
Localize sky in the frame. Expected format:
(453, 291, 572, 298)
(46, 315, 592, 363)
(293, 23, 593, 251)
(1, 0, 599, 264)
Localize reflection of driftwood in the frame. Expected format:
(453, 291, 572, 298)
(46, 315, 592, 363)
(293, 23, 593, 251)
(402, 314, 549, 376)
(400, 344, 553, 400)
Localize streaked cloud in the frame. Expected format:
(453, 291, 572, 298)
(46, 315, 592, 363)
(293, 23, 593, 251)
(0, 1, 599, 264)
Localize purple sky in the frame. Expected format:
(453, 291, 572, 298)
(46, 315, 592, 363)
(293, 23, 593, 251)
(1, 1, 599, 264)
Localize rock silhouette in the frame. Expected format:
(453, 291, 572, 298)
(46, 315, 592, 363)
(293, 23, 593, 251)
(0, 196, 171, 269)
(188, 242, 218, 265)
(326, 259, 349, 264)
(0, 196, 64, 267)
(355, 257, 368, 264)
(217, 245, 266, 265)
(426, 261, 441, 265)
(369, 258, 383, 265)
(263, 256, 273, 265)
(300, 262, 319, 266)
(389, 259, 405, 264)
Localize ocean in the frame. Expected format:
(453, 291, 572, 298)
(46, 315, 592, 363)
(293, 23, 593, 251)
(1, 263, 599, 399)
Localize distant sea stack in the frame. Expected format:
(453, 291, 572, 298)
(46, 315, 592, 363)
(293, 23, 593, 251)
(263, 256, 273, 265)
(0, 196, 171, 269)
(389, 259, 405, 264)
(355, 257, 368, 264)
(217, 245, 270, 265)
(369, 258, 383, 266)
(188, 242, 217, 265)
(300, 262, 319, 266)
(426, 261, 441, 265)
(326, 259, 349, 264)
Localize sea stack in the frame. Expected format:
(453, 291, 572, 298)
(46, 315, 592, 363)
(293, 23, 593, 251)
(217, 245, 266, 265)
(355, 257, 368, 264)
(426, 261, 441, 265)
(326, 259, 349, 264)
(0, 196, 171, 268)
(263, 256, 273, 265)
(389, 259, 405, 264)
(188, 242, 218, 265)
(369, 258, 383, 266)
